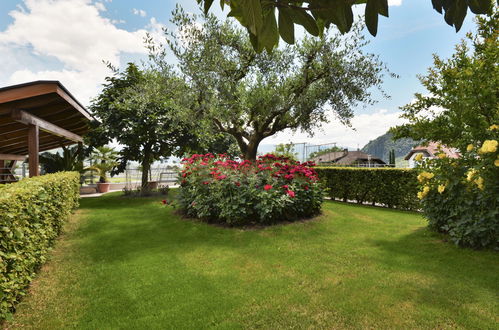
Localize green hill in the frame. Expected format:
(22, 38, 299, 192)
(361, 132, 418, 163)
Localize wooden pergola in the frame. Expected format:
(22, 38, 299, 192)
(0, 81, 94, 182)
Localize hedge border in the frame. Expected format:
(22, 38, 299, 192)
(0, 172, 80, 320)
(315, 167, 419, 210)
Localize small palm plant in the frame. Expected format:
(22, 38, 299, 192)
(85, 146, 119, 183)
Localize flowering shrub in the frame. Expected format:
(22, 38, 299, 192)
(178, 154, 325, 225)
(415, 136, 499, 249)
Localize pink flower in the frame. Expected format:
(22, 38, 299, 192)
(282, 185, 289, 189)
(217, 174, 227, 180)
(264, 184, 273, 191)
(304, 186, 309, 191)
(286, 190, 295, 198)
(284, 174, 294, 180)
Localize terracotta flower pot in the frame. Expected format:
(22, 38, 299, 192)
(97, 182, 111, 193)
(147, 181, 159, 190)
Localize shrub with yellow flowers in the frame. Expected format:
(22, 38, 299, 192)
(414, 138, 498, 249)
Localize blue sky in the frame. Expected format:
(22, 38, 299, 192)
(0, 0, 478, 149)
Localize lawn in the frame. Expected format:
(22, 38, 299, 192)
(6, 193, 498, 329)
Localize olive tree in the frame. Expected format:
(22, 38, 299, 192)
(151, 7, 393, 160)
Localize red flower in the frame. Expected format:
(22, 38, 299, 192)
(304, 186, 309, 191)
(235, 182, 241, 187)
(203, 181, 210, 185)
(161, 200, 167, 205)
(264, 184, 273, 191)
(282, 185, 289, 189)
(286, 190, 295, 198)
(284, 174, 294, 180)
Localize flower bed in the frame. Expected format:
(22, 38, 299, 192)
(415, 138, 498, 249)
(178, 154, 325, 225)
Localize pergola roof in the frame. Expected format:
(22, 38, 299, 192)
(0, 80, 94, 155)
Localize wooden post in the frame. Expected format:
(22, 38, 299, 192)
(28, 124, 39, 177)
(0, 160, 4, 183)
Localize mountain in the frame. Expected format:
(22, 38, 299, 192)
(361, 132, 418, 163)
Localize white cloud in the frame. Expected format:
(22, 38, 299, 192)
(0, 0, 158, 105)
(132, 8, 147, 17)
(94, 2, 106, 11)
(388, 0, 403, 6)
(264, 109, 407, 149)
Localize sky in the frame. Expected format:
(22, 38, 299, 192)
(0, 0, 479, 151)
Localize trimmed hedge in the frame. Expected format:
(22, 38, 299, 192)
(0, 172, 80, 320)
(315, 167, 419, 210)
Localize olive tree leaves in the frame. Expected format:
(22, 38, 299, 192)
(198, 0, 494, 52)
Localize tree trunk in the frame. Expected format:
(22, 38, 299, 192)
(141, 146, 152, 191)
(243, 135, 262, 161)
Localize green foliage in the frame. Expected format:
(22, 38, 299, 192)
(315, 167, 419, 210)
(392, 11, 499, 249)
(158, 7, 392, 159)
(272, 143, 298, 161)
(414, 141, 498, 249)
(392, 10, 499, 152)
(198, 0, 493, 52)
(0, 172, 80, 320)
(85, 146, 119, 183)
(361, 131, 417, 163)
(388, 149, 395, 166)
(308, 146, 343, 160)
(178, 154, 325, 225)
(90, 63, 196, 188)
(39, 145, 83, 174)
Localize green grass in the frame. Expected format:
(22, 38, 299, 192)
(7, 193, 499, 329)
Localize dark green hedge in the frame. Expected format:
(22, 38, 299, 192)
(0, 172, 80, 320)
(315, 167, 419, 210)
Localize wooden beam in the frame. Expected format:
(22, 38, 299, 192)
(28, 124, 39, 177)
(0, 154, 26, 161)
(11, 109, 83, 142)
(0, 83, 56, 105)
(0, 93, 60, 115)
(55, 86, 94, 121)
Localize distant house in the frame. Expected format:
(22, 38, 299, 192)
(311, 149, 386, 167)
(404, 142, 460, 168)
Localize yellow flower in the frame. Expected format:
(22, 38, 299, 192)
(414, 153, 423, 161)
(466, 144, 474, 152)
(474, 177, 484, 190)
(437, 153, 447, 159)
(417, 171, 435, 183)
(418, 185, 431, 199)
(466, 169, 476, 181)
(488, 124, 499, 131)
(495, 159, 499, 167)
(478, 140, 498, 154)
(437, 184, 446, 194)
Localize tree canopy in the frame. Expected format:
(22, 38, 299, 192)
(391, 8, 498, 152)
(197, 0, 494, 52)
(89, 63, 195, 188)
(151, 7, 392, 160)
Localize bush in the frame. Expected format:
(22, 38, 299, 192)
(0, 172, 80, 320)
(178, 154, 325, 225)
(415, 140, 498, 249)
(315, 167, 419, 210)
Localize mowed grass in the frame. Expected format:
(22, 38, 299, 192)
(6, 193, 498, 329)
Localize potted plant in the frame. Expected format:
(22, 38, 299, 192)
(86, 146, 119, 193)
(86, 163, 115, 193)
